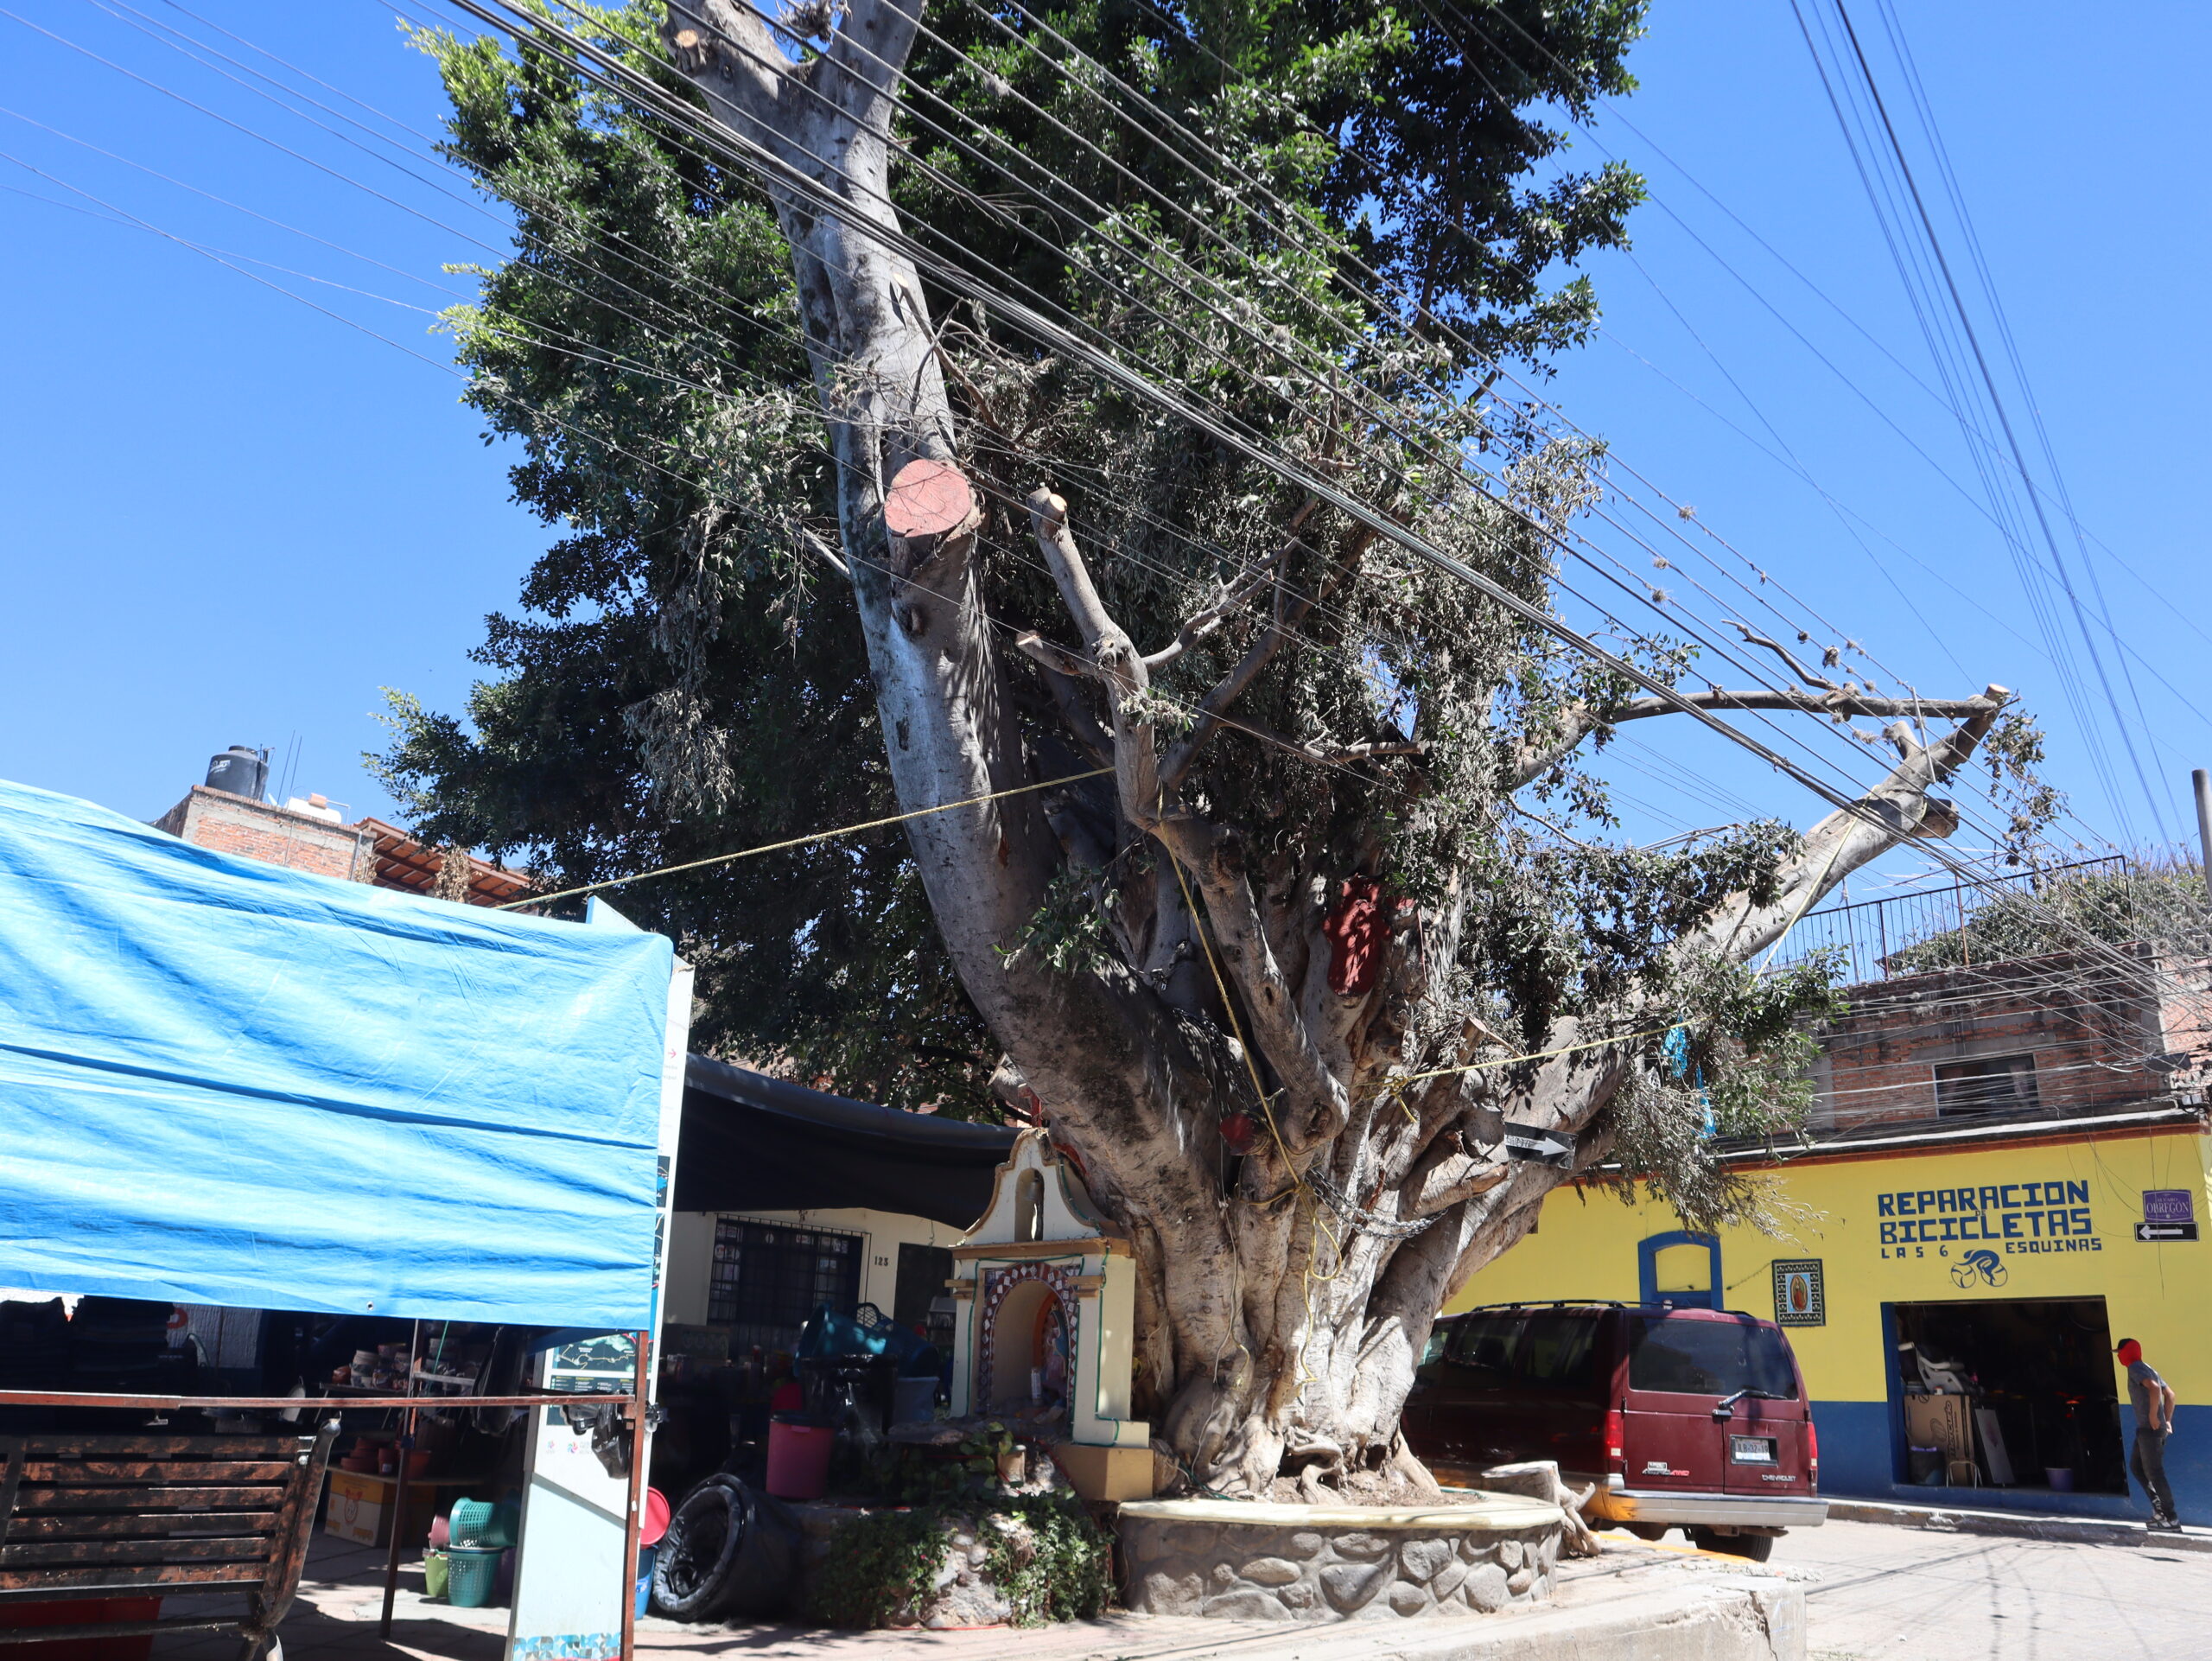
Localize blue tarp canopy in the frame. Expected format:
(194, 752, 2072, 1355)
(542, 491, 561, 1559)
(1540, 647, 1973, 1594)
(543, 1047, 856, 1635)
(0, 777, 674, 1331)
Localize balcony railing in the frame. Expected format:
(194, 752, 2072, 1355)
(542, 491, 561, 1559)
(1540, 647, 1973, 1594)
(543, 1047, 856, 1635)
(1765, 856, 2129, 986)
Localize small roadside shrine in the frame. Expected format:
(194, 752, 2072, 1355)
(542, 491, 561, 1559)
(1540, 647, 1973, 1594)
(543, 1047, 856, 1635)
(0, 775, 690, 1661)
(944, 1131, 1153, 1501)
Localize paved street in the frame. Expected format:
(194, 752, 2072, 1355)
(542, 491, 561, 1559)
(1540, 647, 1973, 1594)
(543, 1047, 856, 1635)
(148, 1518, 2212, 1660)
(1760, 1519, 2212, 1659)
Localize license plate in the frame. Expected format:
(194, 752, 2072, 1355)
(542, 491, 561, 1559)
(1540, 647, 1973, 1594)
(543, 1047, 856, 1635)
(1730, 1436, 1777, 1464)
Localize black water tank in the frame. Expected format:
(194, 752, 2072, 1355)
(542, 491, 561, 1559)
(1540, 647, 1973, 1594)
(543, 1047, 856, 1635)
(205, 746, 268, 800)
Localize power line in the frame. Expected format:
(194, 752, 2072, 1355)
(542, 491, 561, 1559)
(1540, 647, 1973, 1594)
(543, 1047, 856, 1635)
(16, 0, 2177, 1027)
(442, 0, 2190, 1008)
(1446, 0, 2185, 843)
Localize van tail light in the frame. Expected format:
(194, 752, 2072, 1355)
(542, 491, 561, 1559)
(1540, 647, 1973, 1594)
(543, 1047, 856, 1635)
(1807, 1418, 1819, 1475)
(1605, 1408, 1625, 1474)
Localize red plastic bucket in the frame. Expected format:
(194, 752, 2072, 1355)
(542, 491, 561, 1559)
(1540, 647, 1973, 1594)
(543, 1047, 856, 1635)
(640, 1486, 671, 1547)
(763, 1418, 834, 1500)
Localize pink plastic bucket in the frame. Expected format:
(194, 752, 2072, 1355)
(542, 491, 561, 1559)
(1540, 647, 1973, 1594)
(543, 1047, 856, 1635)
(764, 1418, 835, 1499)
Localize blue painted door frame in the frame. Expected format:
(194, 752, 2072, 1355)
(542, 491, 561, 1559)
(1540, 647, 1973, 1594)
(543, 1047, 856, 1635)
(1637, 1231, 1722, 1309)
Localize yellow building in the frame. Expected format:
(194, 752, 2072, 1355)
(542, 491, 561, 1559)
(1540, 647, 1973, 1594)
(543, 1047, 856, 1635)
(1450, 1109, 2209, 1519)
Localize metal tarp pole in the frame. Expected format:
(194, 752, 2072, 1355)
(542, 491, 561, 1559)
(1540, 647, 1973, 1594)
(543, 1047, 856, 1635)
(620, 1331, 651, 1661)
(380, 1318, 423, 1639)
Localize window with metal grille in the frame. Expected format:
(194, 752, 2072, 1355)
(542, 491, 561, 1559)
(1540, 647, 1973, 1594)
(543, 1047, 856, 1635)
(706, 1218, 862, 1356)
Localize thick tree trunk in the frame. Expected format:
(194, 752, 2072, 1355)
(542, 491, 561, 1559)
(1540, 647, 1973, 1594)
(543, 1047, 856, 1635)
(661, 2, 2010, 1496)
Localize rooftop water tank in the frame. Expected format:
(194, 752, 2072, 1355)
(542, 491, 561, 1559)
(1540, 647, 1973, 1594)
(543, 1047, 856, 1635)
(205, 746, 268, 801)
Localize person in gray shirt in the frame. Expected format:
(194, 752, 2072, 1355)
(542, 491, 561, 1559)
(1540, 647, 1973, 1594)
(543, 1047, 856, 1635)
(2117, 1338, 2178, 1528)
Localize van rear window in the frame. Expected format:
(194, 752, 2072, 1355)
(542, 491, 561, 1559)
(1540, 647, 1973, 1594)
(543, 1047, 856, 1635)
(1446, 1313, 1523, 1386)
(1519, 1313, 1598, 1386)
(1628, 1318, 1796, 1398)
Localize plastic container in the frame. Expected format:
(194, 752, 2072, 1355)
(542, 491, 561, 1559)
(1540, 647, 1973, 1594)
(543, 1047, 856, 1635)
(2046, 1466, 2076, 1492)
(423, 1548, 449, 1601)
(448, 1498, 495, 1546)
(445, 1544, 503, 1609)
(891, 1376, 938, 1426)
(633, 1544, 658, 1619)
(448, 1498, 518, 1549)
(763, 1416, 835, 1500)
(640, 1487, 671, 1547)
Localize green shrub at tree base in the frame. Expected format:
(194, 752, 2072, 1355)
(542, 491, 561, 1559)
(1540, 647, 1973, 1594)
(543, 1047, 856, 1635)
(807, 1492, 1114, 1628)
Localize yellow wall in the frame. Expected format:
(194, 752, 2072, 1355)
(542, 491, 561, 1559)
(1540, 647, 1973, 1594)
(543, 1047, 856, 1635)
(1449, 1127, 2211, 1403)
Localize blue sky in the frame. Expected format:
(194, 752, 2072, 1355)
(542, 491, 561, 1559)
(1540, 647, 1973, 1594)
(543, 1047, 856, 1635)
(1, 1, 2204, 893)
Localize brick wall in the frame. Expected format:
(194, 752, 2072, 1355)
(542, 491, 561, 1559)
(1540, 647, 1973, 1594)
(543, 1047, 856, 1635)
(152, 786, 376, 882)
(1811, 943, 2193, 1133)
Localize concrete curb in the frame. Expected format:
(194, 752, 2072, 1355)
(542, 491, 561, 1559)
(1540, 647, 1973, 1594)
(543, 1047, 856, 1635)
(1824, 1498, 2212, 1552)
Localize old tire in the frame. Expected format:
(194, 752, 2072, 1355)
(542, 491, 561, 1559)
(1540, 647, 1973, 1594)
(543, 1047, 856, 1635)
(651, 1476, 798, 1621)
(1689, 1527, 1775, 1562)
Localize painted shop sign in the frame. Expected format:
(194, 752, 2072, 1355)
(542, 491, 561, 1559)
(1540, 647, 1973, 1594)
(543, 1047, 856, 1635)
(1875, 1177, 2101, 1260)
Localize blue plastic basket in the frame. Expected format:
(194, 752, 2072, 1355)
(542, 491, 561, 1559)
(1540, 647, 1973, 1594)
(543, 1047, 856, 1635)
(446, 1545, 503, 1609)
(448, 1498, 516, 1549)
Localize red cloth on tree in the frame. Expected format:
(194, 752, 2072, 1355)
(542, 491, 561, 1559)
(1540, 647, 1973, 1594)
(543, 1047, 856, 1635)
(1322, 877, 1406, 997)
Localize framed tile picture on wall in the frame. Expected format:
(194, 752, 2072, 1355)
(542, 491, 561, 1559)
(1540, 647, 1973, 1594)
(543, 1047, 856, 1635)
(1772, 1259, 1825, 1327)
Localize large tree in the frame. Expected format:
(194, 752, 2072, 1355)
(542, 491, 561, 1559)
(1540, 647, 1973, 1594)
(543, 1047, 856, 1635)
(385, 0, 2042, 1493)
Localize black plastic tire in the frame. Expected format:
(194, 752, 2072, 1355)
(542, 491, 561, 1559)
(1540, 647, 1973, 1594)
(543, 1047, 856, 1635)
(1688, 1527, 1775, 1562)
(651, 1476, 798, 1622)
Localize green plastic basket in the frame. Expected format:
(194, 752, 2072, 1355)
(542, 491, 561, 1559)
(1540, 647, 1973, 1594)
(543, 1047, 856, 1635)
(448, 1499, 515, 1549)
(423, 1549, 449, 1601)
(445, 1545, 503, 1609)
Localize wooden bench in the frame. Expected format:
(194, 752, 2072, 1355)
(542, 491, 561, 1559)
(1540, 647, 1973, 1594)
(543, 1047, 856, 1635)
(0, 1423, 336, 1660)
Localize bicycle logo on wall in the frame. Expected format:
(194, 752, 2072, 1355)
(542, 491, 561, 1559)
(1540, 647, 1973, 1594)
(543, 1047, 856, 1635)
(1949, 1249, 2007, 1289)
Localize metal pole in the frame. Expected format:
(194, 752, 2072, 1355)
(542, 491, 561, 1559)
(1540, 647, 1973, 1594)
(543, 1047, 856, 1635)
(620, 1330, 652, 1661)
(2194, 770, 2212, 894)
(380, 1319, 422, 1640)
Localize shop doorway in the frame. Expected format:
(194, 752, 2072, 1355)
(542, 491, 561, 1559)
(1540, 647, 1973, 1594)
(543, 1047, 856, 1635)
(1891, 1296, 2126, 1495)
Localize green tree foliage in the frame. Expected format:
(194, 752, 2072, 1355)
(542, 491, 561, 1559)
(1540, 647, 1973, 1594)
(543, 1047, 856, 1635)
(1884, 856, 2212, 976)
(377, 0, 1715, 1119)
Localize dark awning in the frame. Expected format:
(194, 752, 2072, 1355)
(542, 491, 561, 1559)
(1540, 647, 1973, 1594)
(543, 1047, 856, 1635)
(677, 1056, 1015, 1230)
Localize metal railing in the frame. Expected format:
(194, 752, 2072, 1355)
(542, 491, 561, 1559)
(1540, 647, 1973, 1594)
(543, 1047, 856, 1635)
(1766, 856, 2129, 986)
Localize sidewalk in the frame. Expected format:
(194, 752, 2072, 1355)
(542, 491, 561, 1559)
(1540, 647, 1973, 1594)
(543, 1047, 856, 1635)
(1824, 1497, 2212, 1552)
(149, 1531, 1806, 1661)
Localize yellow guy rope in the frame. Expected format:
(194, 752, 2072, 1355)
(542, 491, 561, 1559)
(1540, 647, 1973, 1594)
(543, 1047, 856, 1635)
(494, 766, 1116, 910)
(1386, 1021, 1678, 1092)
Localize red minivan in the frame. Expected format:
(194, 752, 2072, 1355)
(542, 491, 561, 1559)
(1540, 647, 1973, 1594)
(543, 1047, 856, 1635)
(1403, 1301, 1825, 1559)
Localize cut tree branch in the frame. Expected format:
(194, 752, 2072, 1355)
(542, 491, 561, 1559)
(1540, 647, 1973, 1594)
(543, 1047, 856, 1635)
(1689, 685, 2012, 962)
(1508, 685, 2005, 791)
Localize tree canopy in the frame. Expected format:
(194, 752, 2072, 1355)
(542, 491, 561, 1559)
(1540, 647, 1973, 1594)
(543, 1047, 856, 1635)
(379, 0, 1696, 1113)
(377, 0, 2050, 1491)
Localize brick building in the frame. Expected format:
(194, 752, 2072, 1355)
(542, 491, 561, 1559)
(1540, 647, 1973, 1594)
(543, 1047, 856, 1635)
(154, 761, 530, 904)
(152, 785, 377, 883)
(1810, 944, 2212, 1136)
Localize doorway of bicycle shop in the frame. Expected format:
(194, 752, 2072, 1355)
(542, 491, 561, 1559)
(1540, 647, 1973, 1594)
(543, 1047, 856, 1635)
(1886, 1295, 2126, 1498)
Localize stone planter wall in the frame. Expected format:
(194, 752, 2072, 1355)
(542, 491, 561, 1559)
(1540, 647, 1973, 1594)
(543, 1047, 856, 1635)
(1117, 1494, 1565, 1622)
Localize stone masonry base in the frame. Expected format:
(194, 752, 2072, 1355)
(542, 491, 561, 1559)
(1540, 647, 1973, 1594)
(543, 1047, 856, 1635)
(1117, 1494, 1566, 1622)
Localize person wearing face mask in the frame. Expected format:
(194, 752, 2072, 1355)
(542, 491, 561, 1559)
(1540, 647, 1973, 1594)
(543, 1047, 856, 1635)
(2116, 1338, 2179, 1529)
